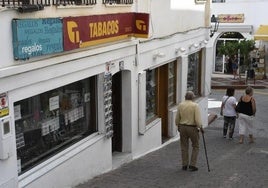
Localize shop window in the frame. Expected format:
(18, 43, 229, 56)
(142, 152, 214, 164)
(15, 77, 97, 174)
(168, 62, 176, 107)
(146, 69, 158, 122)
(187, 51, 201, 96)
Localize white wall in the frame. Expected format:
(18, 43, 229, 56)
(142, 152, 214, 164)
(211, 0, 268, 75)
(211, 0, 268, 33)
(19, 135, 111, 188)
(148, 0, 207, 39)
(0, 0, 212, 187)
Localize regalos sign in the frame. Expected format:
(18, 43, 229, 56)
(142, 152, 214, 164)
(63, 13, 149, 51)
(12, 18, 63, 60)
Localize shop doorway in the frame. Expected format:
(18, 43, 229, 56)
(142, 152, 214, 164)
(158, 62, 177, 143)
(158, 65, 169, 140)
(112, 71, 122, 152)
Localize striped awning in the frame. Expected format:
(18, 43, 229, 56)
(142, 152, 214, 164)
(254, 25, 268, 41)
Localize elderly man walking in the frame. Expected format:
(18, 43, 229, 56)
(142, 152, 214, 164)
(175, 91, 203, 171)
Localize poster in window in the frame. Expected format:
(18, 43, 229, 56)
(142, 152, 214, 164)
(0, 93, 9, 117)
(14, 105, 22, 120)
(49, 96, 59, 111)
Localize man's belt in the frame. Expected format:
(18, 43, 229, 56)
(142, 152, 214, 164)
(179, 124, 197, 127)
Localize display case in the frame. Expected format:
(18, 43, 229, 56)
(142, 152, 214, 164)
(187, 51, 201, 96)
(146, 69, 157, 120)
(15, 77, 96, 174)
(250, 47, 266, 79)
(168, 62, 176, 107)
(103, 72, 113, 138)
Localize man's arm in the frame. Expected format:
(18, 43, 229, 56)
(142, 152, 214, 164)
(194, 104, 202, 128)
(175, 105, 181, 131)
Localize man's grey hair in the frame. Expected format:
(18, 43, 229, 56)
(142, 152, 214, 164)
(185, 91, 195, 100)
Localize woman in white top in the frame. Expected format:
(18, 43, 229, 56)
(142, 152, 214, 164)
(221, 87, 237, 139)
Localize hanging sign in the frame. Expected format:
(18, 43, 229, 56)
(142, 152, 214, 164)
(218, 14, 244, 23)
(0, 93, 9, 117)
(12, 18, 63, 60)
(63, 12, 149, 51)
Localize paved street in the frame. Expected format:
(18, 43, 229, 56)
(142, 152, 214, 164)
(75, 88, 268, 188)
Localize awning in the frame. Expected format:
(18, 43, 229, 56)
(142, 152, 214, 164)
(254, 25, 268, 41)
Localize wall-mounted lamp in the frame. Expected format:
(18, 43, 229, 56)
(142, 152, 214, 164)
(193, 43, 200, 48)
(189, 43, 200, 49)
(202, 39, 208, 45)
(153, 52, 165, 60)
(175, 47, 186, 53)
(210, 14, 219, 37)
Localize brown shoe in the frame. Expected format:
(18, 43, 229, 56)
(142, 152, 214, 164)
(249, 135, 254, 143)
(239, 135, 244, 144)
(189, 165, 198, 171)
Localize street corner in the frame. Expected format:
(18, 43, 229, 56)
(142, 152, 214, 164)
(208, 112, 217, 125)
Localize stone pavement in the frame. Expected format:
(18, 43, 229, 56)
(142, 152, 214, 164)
(75, 121, 268, 188)
(211, 73, 268, 89)
(75, 76, 268, 188)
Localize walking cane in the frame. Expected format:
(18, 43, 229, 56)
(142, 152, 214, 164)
(201, 130, 210, 172)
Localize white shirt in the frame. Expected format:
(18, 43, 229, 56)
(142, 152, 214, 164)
(222, 96, 237, 117)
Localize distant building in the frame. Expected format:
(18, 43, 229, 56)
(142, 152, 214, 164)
(210, 0, 268, 78)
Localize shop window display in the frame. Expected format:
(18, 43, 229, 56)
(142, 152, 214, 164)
(168, 62, 176, 107)
(146, 69, 157, 121)
(15, 77, 97, 174)
(187, 52, 201, 96)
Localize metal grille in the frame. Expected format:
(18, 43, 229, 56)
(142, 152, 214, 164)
(52, 0, 96, 6)
(2, 0, 50, 7)
(102, 0, 133, 4)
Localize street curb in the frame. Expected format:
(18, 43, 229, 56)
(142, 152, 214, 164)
(211, 85, 266, 90)
(208, 113, 217, 125)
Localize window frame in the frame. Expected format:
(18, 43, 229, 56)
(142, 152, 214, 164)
(145, 69, 159, 124)
(167, 61, 177, 107)
(15, 76, 97, 175)
(187, 51, 202, 97)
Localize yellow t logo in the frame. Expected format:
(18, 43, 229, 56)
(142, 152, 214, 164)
(67, 21, 80, 43)
(136, 20, 146, 31)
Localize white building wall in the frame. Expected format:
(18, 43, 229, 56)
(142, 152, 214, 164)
(211, 0, 268, 74)
(0, 0, 212, 187)
(19, 135, 111, 188)
(212, 0, 268, 32)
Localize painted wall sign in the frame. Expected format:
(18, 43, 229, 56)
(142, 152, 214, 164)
(12, 18, 63, 60)
(63, 13, 149, 51)
(218, 14, 244, 23)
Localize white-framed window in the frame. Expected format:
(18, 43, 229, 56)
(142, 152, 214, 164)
(15, 76, 97, 174)
(187, 51, 201, 96)
(146, 69, 158, 122)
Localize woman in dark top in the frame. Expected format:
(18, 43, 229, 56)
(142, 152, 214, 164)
(237, 86, 256, 144)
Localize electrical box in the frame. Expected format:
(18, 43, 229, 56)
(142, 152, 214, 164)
(0, 117, 12, 160)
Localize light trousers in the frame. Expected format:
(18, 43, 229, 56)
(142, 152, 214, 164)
(238, 113, 254, 135)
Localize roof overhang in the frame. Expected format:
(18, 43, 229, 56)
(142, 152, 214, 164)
(254, 25, 268, 41)
(217, 25, 253, 34)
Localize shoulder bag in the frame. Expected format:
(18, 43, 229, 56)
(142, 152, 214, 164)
(220, 97, 229, 116)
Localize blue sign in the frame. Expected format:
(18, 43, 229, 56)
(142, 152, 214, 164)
(12, 18, 63, 60)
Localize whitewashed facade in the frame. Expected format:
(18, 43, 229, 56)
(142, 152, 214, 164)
(210, 0, 268, 75)
(0, 1, 212, 188)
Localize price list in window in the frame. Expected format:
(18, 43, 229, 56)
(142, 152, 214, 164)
(103, 72, 113, 138)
